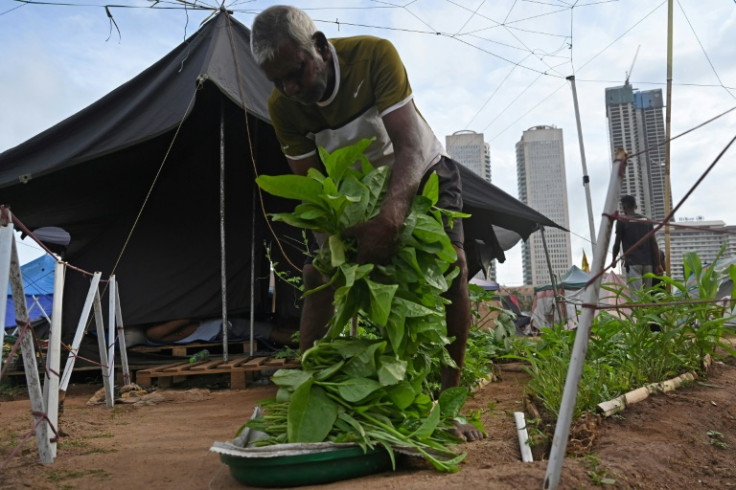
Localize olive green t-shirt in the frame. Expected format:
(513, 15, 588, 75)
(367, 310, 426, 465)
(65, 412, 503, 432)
(267, 36, 444, 173)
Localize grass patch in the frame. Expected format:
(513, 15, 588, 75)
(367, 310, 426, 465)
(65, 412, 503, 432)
(82, 447, 118, 455)
(83, 432, 114, 439)
(47, 468, 108, 482)
(58, 439, 90, 449)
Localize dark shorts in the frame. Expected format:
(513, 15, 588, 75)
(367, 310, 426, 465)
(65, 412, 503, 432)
(420, 156, 465, 248)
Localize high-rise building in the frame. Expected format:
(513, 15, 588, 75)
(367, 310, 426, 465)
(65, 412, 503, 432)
(446, 130, 491, 183)
(605, 82, 672, 223)
(516, 125, 572, 286)
(657, 219, 736, 280)
(446, 130, 495, 280)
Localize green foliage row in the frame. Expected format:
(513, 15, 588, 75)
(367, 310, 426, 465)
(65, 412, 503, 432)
(509, 251, 736, 419)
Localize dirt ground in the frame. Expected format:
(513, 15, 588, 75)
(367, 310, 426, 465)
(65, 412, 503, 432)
(2, 357, 736, 490)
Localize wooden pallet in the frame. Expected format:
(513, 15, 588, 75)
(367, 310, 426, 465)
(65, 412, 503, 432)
(128, 340, 259, 357)
(134, 355, 299, 389)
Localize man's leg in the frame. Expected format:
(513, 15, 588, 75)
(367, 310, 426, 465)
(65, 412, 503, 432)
(626, 265, 644, 292)
(641, 265, 654, 288)
(442, 247, 485, 442)
(299, 264, 334, 352)
(441, 246, 471, 391)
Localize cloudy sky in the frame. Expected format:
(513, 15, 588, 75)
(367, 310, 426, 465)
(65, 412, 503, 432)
(2, 0, 735, 285)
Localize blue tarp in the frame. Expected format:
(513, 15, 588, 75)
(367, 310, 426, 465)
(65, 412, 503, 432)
(5, 254, 55, 328)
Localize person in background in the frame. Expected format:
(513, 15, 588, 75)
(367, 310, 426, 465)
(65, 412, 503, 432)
(250, 5, 482, 441)
(611, 195, 664, 291)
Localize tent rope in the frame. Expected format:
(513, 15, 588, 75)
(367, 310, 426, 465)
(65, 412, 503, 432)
(106, 83, 201, 281)
(223, 12, 303, 275)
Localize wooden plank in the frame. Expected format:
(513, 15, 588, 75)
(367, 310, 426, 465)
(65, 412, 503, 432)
(244, 357, 268, 367)
(133, 355, 298, 388)
(128, 340, 257, 356)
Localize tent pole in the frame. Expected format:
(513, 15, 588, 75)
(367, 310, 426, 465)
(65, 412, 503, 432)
(540, 227, 564, 325)
(220, 99, 229, 361)
(249, 181, 256, 357)
(544, 149, 627, 490)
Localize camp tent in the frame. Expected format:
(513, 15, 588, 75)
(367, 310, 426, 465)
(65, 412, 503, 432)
(5, 254, 56, 330)
(531, 266, 629, 329)
(0, 10, 561, 343)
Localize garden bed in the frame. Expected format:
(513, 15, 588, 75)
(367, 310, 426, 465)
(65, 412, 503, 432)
(2, 358, 735, 489)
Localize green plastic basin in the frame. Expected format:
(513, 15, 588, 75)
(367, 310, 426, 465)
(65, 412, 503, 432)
(220, 446, 392, 487)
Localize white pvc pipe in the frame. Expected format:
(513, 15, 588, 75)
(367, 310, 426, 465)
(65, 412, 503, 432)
(514, 411, 534, 463)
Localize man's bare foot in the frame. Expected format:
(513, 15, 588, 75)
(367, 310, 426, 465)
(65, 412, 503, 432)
(451, 420, 485, 442)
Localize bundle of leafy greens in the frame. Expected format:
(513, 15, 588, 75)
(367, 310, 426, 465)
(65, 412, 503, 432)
(249, 139, 482, 472)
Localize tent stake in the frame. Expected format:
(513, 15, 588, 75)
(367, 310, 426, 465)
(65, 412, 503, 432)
(544, 149, 627, 489)
(60, 272, 102, 397)
(44, 259, 65, 457)
(92, 281, 113, 407)
(8, 231, 53, 463)
(0, 212, 12, 370)
(114, 282, 131, 386)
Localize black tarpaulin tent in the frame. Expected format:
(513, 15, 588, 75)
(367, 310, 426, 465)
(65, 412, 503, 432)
(0, 10, 561, 342)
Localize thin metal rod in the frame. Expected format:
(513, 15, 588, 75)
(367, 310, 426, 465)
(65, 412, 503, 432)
(544, 150, 628, 489)
(220, 99, 229, 361)
(249, 181, 256, 357)
(567, 75, 597, 248)
(540, 227, 564, 325)
(663, 0, 674, 284)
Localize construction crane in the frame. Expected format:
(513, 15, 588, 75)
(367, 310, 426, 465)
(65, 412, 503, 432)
(625, 44, 641, 85)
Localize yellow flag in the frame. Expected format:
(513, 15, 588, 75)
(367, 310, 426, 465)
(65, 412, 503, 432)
(581, 250, 590, 273)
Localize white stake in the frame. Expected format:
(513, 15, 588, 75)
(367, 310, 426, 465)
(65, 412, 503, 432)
(60, 272, 102, 395)
(44, 259, 66, 458)
(514, 412, 534, 463)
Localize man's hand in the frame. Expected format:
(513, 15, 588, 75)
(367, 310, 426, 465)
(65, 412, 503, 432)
(344, 213, 401, 265)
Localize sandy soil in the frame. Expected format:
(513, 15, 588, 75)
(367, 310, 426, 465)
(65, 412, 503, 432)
(2, 358, 735, 489)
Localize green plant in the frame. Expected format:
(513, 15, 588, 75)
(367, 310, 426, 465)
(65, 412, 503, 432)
(251, 139, 477, 472)
(707, 430, 729, 449)
(506, 256, 733, 420)
(583, 454, 616, 485)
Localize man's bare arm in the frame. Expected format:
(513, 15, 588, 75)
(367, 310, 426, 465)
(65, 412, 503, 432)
(379, 102, 432, 227)
(286, 154, 323, 176)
